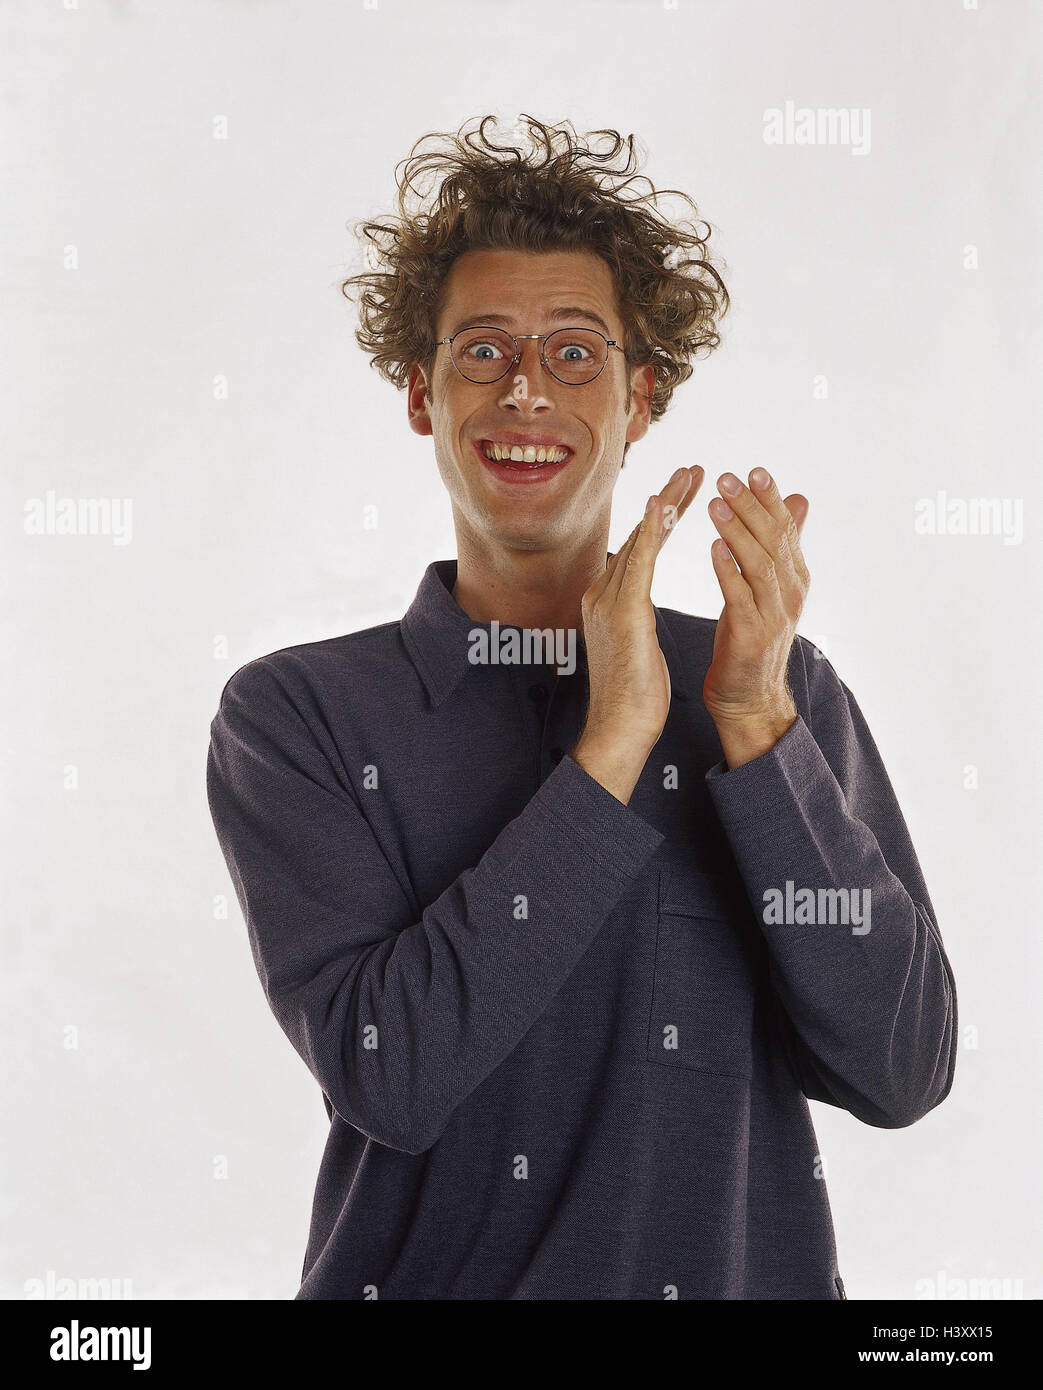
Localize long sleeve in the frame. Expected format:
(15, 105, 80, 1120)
(206, 659, 665, 1155)
(704, 675, 958, 1129)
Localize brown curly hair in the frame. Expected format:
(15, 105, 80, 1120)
(339, 113, 729, 461)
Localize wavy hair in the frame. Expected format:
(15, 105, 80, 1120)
(339, 114, 729, 460)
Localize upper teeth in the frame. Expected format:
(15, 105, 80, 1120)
(482, 442, 570, 464)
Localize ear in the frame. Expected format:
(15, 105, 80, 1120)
(625, 362, 655, 445)
(407, 362, 434, 439)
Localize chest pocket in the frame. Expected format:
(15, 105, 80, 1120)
(646, 857, 760, 1081)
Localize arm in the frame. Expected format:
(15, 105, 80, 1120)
(704, 681, 958, 1128)
(206, 659, 664, 1156)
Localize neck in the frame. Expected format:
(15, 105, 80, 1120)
(451, 529, 609, 634)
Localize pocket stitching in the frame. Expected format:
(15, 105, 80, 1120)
(647, 868, 756, 1080)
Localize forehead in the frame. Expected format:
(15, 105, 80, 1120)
(437, 248, 621, 334)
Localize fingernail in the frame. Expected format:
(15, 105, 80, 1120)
(645, 495, 658, 514)
(670, 467, 685, 483)
(719, 473, 741, 496)
(750, 468, 770, 489)
(712, 498, 733, 520)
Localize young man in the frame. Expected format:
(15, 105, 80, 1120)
(206, 115, 957, 1300)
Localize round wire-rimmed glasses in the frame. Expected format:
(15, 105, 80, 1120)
(435, 325, 626, 385)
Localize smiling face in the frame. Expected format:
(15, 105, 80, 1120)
(408, 247, 654, 555)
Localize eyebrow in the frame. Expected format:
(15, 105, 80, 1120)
(446, 307, 615, 339)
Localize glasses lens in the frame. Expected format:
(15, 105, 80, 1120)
(544, 329, 607, 383)
(452, 327, 517, 382)
(451, 327, 609, 383)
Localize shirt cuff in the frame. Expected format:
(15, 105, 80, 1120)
(544, 752, 666, 880)
(705, 711, 811, 789)
(704, 711, 837, 844)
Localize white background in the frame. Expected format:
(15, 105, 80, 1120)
(4, 0, 1040, 1300)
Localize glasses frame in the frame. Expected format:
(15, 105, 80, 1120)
(435, 325, 626, 385)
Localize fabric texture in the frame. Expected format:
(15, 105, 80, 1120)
(206, 558, 957, 1300)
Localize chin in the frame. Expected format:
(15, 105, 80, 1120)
(483, 519, 560, 552)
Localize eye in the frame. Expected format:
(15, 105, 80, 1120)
(464, 340, 506, 361)
(553, 340, 593, 362)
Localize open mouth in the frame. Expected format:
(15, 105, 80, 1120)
(478, 440, 574, 467)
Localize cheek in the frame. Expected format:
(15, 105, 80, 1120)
(589, 376, 627, 426)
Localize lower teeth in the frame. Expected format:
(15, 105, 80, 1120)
(494, 455, 565, 467)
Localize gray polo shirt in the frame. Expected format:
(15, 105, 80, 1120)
(206, 557, 957, 1300)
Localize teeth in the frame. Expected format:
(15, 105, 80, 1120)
(482, 442, 570, 465)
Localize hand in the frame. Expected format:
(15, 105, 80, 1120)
(703, 468, 810, 744)
(579, 465, 702, 759)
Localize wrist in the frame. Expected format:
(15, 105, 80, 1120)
(575, 724, 658, 766)
(713, 704, 798, 770)
(572, 730, 653, 805)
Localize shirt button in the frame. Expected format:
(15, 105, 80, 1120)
(550, 746, 564, 764)
(528, 683, 549, 703)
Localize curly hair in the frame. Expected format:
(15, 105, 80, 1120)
(339, 113, 729, 461)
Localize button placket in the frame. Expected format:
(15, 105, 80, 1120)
(543, 664, 584, 776)
(516, 647, 587, 784)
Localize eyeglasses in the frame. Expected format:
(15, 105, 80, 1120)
(435, 325, 626, 385)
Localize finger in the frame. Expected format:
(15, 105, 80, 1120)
(712, 470, 798, 610)
(717, 472, 792, 566)
(748, 466, 810, 552)
(740, 470, 811, 597)
(710, 536, 758, 627)
(588, 514, 642, 610)
(615, 494, 664, 606)
(661, 465, 702, 538)
(605, 498, 657, 601)
(611, 465, 698, 596)
(601, 466, 701, 605)
(784, 492, 810, 538)
(607, 516, 642, 576)
(707, 493, 787, 624)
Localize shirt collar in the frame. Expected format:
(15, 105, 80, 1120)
(401, 558, 686, 710)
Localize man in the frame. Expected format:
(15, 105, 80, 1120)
(206, 115, 957, 1300)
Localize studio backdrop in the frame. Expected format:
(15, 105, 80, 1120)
(4, 0, 1040, 1300)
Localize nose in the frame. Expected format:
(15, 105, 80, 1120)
(498, 337, 554, 410)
